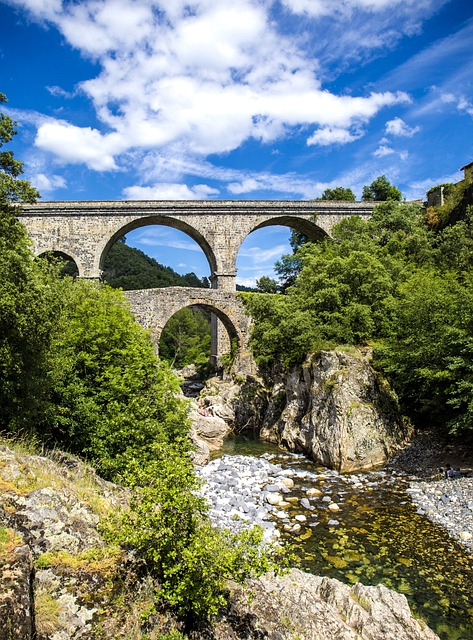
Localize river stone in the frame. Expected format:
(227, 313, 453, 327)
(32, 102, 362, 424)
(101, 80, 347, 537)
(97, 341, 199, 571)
(307, 488, 323, 497)
(294, 514, 307, 522)
(266, 493, 283, 505)
(259, 350, 412, 472)
(328, 503, 340, 511)
(280, 477, 294, 489)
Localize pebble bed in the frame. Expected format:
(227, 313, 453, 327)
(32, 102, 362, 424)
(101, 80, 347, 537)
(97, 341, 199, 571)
(197, 452, 401, 542)
(197, 452, 473, 554)
(406, 477, 473, 553)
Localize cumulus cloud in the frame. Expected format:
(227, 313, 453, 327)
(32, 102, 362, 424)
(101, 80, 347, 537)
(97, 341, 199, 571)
(35, 121, 123, 170)
(385, 117, 420, 137)
(123, 183, 219, 200)
(373, 145, 396, 157)
(373, 145, 408, 160)
(30, 173, 66, 193)
(7, 0, 414, 170)
(307, 126, 363, 146)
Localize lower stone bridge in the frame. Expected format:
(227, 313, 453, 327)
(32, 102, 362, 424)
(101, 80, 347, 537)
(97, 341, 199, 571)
(125, 287, 254, 373)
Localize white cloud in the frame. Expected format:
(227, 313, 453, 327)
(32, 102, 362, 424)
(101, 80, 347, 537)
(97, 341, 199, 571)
(239, 244, 290, 264)
(281, 0, 420, 17)
(385, 117, 420, 137)
(123, 183, 219, 200)
(10, 0, 411, 169)
(307, 126, 363, 146)
(373, 145, 396, 157)
(30, 173, 66, 193)
(35, 121, 122, 170)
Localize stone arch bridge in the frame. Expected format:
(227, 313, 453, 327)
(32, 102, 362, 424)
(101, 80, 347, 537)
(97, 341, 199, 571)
(20, 199, 375, 371)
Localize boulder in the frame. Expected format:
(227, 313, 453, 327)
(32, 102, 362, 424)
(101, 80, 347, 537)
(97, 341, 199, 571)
(260, 350, 411, 472)
(189, 410, 231, 451)
(0, 537, 34, 640)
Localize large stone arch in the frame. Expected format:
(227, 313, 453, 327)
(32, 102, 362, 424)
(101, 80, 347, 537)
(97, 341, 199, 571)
(251, 214, 328, 242)
(97, 215, 217, 279)
(228, 214, 328, 281)
(124, 287, 254, 374)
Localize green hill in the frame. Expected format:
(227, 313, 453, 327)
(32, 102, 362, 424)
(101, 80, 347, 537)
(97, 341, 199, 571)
(102, 240, 210, 290)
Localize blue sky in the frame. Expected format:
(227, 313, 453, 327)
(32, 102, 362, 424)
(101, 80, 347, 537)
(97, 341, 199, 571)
(1, 0, 472, 286)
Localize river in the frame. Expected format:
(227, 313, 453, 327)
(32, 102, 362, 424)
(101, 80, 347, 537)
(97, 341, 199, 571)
(209, 434, 473, 640)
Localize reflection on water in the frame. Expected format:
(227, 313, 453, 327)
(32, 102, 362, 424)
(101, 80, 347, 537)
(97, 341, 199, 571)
(215, 434, 473, 640)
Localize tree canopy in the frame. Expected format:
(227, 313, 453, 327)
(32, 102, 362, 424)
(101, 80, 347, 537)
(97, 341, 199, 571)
(242, 198, 473, 434)
(319, 186, 356, 201)
(362, 175, 402, 201)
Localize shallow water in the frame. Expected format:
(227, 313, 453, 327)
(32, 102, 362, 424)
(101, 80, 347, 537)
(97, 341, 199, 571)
(214, 434, 473, 640)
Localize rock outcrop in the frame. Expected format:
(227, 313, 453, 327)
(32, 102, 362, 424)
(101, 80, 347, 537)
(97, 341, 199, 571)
(260, 350, 411, 472)
(215, 569, 439, 640)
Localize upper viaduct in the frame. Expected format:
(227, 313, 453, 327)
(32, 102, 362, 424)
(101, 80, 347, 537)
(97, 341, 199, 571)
(20, 199, 376, 371)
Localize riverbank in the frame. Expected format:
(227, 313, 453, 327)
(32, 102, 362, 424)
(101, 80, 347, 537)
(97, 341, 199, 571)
(385, 428, 473, 554)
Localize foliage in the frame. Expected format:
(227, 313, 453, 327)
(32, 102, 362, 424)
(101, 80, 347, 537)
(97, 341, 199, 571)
(41, 278, 190, 478)
(244, 198, 473, 434)
(108, 442, 289, 620)
(425, 181, 473, 229)
(375, 269, 473, 433)
(0, 205, 57, 430)
(362, 175, 402, 201)
(159, 307, 211, 368)
(255, 275, 280, 293)
(0, 93, 40, 204)
(319, 186, 356, 201)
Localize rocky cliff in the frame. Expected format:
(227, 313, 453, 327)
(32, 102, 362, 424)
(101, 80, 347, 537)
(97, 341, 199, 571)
(0, 443, 439, 640)
(259, 349, 411, 472)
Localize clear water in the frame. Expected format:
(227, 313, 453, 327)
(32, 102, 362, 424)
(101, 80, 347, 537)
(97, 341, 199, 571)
(214, 434, 473, 640)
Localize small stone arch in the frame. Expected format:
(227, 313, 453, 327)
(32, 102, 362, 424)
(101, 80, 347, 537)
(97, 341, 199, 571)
(125, 287, 254, 374)
(37, 250, 80, 277)
(97, 215, 217, 279)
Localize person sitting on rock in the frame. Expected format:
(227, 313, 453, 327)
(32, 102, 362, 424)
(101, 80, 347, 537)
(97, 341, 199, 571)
(445, 464, 455, 479)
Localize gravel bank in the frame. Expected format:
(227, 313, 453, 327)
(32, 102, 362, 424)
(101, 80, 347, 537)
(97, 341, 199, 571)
(406, 478, 473, 553)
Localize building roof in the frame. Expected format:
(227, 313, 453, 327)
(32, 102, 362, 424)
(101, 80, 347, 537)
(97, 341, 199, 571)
(460, 161, 473, 171)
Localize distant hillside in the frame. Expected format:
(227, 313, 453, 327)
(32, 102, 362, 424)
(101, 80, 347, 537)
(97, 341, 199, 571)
(102, 240, 210, 290)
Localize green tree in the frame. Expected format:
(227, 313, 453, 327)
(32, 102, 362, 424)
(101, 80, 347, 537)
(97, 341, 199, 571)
(0, 93, 55, 431)
(159, 307, 211, 369)
(319, 186, 356, 201)
(42, 278, 189, 477)
(362, 175, 402, 201)
(256, 275, 279, 294)
(0, 93, 39, 204)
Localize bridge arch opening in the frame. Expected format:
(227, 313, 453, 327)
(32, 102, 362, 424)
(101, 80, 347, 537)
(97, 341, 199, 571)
(99, 216, 217, 282)
(38, 250, 79, 278)
(236, 217, 327, 291)
(158, 302, 239, 373)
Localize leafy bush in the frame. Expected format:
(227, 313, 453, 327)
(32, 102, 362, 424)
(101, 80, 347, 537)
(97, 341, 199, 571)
(107, 443, 288, 619)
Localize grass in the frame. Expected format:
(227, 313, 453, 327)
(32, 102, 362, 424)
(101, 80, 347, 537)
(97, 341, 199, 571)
(0, 435, 126, 516)
(0, 526, 22, 559)
(34, 588, 61, 635)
